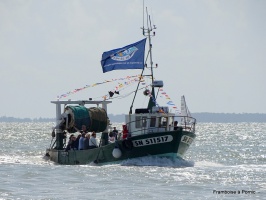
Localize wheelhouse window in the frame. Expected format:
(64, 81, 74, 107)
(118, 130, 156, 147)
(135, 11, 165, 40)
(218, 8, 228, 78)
(135, 116, 141, 128)
(135, 116, 147, 128)
(142, 117, 147, 128)
(169, 117, 174, 126)
(160, 117, 168, 127)
(150, 116, 156, 127)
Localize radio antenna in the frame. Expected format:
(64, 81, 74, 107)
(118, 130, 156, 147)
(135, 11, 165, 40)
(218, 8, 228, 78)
(143, 0, 145, 35)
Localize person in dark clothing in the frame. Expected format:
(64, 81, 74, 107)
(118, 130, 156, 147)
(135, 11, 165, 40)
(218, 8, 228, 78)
(81, 125, 88, 134)
(74, 134, 81, 150)
(83, 133, 91, 150)
(174, 121, 178, 130)
(112, 127, 118, 140)
(65, 136, 76, 151)
(67, 134, 74, 144)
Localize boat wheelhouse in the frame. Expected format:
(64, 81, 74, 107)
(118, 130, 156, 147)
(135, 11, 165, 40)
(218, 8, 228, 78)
(126, 106, 195, 137)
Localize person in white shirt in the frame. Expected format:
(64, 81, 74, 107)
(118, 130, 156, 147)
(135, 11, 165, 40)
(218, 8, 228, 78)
(78, 133, 86, 150)
(89, 132, 98, 149)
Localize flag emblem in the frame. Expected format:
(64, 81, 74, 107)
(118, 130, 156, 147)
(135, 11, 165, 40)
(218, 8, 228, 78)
(111, 47, 138, 61)
(101, 38, 146, 73)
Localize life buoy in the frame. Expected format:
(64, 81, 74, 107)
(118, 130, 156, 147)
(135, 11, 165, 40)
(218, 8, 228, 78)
(112, 147, 122, 158)
(122, 139, 133, 151)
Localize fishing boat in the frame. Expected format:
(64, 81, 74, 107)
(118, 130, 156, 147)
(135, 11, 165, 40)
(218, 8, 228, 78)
(45, 10, 196, 165)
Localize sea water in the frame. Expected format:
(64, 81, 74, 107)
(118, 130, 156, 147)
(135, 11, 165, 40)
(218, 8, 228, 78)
(0, 122, 265, 200)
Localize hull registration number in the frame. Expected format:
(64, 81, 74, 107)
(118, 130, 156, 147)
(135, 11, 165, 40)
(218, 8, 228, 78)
(181, 135, 194, 145)
(133, 135, 173, 147)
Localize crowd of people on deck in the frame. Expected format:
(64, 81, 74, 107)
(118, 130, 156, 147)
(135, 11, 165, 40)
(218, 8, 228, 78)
(65, 125, 98, 151)
(65, 125, 128, 151)
(64, 120, 181, 151)
(64, 120, 180, 151)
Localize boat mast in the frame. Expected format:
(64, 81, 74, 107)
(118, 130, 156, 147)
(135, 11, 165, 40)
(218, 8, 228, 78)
(143, 7, 156, 111)
(128, 6, 156, 114)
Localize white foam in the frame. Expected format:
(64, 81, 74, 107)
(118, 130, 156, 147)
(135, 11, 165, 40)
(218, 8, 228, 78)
(120, 156, 194, 168)
(0, 155, 50, 165)
(194, 160, 224, 167)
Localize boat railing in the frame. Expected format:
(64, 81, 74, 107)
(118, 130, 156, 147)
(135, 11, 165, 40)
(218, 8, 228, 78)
(125, 115, 196, 137)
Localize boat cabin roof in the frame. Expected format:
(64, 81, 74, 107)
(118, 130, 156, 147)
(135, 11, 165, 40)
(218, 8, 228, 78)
(51, 100, 112, 105)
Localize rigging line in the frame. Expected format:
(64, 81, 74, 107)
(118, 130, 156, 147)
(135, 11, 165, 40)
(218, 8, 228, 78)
(92, 78, 141, 100)
(86, 75, 152, 101)
(57, 75, 140, 99)
(97, 83, 148, 101)
(92, 78, 149, 101)
(145, 48, 150, 66)
(129, 68, 146, 114)
(113, 77, 142, 91)
(107, 85, 150, 100)
(76, 76, 141, 101)
(155, 87, 160, 99)
(113, 82, 138, 94)
(115, 93, 134, 99)
(49, 137, 54, 149)
(115, 87, 148, 100)
(94, 146, 104, 164)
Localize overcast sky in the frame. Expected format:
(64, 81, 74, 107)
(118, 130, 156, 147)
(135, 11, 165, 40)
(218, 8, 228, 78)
(1, 0, 265, 118)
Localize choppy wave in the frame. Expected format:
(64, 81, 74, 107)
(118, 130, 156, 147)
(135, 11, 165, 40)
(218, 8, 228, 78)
(195, 161, 225, 167)
(121, 156, 194, 167)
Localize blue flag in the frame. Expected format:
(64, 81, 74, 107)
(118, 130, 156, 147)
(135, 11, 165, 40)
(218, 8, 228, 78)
(101, 38, 147, 73)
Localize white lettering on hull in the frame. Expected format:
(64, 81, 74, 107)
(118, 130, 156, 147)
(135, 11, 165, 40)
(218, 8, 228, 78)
(133, 135, 173, 147)
(181, 135, 194, 145)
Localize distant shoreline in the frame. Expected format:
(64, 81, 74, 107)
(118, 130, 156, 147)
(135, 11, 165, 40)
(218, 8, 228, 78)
(1, 113, 265, 123)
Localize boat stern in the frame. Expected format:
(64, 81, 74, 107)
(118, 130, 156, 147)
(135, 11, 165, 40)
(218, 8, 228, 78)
(45, 148, 59, 163)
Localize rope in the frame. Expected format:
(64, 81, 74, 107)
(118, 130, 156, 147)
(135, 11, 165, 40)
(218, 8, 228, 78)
(49, 138, 54, 149)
